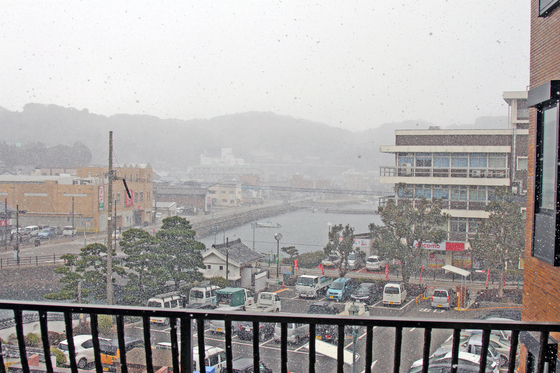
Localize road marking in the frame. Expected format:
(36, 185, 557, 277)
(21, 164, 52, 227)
(361, 359, 378, 373)
(273, 288, 290, 293)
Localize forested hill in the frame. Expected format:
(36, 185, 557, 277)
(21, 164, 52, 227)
(0, 103, 507, 173)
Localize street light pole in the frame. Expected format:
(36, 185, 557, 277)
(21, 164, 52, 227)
(274, 233, 282, 284)
(226, 237, 229, 283)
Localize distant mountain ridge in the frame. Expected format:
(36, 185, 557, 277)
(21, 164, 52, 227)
(0, 103, 508, 175)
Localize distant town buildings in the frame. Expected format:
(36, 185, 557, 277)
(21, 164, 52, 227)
(0, 164, 154, 239)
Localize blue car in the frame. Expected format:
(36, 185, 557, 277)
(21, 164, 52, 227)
(326, 277, 354, 302)
(38, 227, 57, 239)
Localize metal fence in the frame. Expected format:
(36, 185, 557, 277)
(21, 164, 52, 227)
(0, 301, 559, 373)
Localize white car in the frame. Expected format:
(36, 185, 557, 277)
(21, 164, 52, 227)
(58, 334, 110, 369)
(62, 226, 77, 236)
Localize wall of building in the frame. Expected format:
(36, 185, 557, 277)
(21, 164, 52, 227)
(519, 1, 560, 371)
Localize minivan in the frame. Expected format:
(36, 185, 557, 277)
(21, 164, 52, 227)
(365, 255, 387, 271)
(326, 277, 354, 301)
(188, 283, 220, 308)
(431, 288, 457, 309)
(147, 292, 183, 324)
(155, 343, 227, 372)
(383, 282, 407, 306)
(23, 225, 41, 237)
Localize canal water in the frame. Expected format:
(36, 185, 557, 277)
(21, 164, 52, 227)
(199, 205, 382, 256)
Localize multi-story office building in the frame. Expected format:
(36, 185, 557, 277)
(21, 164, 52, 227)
(379, 93, 528, 269)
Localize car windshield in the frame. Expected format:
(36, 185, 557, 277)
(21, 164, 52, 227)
(297, 277, 314, 286)
(348, 253, 355, 260)
(330, 282, 344, 290)
(367, 257, 378, 263)
(190, 290, 204, 299)
(433, 290, 447, 297)
(147, 301, 162, 308)
(356, 284, 371, 292)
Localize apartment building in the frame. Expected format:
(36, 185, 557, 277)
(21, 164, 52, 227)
(379, 94, 528, 269)
(519, 0, 560, 371)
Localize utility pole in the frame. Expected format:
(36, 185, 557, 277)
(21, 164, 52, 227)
(106, 131, 114, 305)
(71, 196, 75, 240)
(4, 199, 7, 252)
(226, 237, 229, 282)
(275, 233, 282, 284)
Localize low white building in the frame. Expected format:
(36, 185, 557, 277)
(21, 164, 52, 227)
(202, 238, 267, 291)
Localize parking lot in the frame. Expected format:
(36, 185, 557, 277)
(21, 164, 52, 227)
(126, 284, 516, 373)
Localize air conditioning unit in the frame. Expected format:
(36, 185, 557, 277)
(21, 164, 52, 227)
(471, 170, 482, 178)
(400, 163, 412, 176)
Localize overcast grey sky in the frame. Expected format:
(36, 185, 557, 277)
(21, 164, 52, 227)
(1, 1, 530, 131)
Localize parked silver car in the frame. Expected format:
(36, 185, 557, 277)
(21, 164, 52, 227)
(273, 322, 309, 344)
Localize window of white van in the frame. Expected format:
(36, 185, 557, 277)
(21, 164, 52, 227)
(385, 286, 400, 294)
(147, 301, 161, 307)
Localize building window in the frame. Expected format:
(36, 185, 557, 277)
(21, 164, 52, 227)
(433, 185, 449, 200)
(140, 192, 143, 202)
(433, 153, 450, 168)
(539, 0, 560, 16)
(220, 265, 224, 270)
(469, 153, 487, 168)
(415, 153, 432, 168)
(415, 185, 431, 199)
(517, 156, 528, 171)
(488, 154, 507, 168)
(469, 186, 487, 201)
(529, 80, 560, 266)
(207, 265, 211, 269)
(398, 153, 414, 167)
(451, 153, 468, 168)
(451, 186, 468, 201)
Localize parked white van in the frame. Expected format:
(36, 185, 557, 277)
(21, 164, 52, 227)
(24, 225, 41, 237)
(365, 255, 387, 271)
(382, 282, 407, 306)
(155, 343, 227, 372)
(147, 292, 183, 324)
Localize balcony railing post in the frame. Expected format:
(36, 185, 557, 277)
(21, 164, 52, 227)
(142, 316, 154, 373)
(197, 316, 206, 373)
(90, 313, 103, 373)
(116, 315, 127, 373)
(393, 326, 403, 373)
(38, 310, 53, 373)
(63, 311, 78, 373)
(309, 323, 316, 373)
(180, 316, 193, 373)
(337, 324, 344, 373)
(14, 310, 29, 373)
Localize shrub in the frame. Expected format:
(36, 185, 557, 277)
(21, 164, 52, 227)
(209, 276, 229, 289)
(73, 321, 91, 335)
(47, 331, 65, 347)
(296, 250, 327, 269)
(24, 333, 41, 347)
(97, 315, 114, 337)
(50, 347, 67, 366)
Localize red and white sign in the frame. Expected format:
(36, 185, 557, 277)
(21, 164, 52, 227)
(385, 263, 389, 280)
(294, 259, 298, 273)
(318, 264, 324, 275)
(414, 241, 465, 252)
(125, 190, 134, 207)
(0, 219, 12, 227)
(98, 186, 104, 211)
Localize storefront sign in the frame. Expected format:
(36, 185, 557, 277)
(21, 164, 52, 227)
(98, 186, 104, 211)
(125, 190, 134, 207)
(414, 241, 465, 252)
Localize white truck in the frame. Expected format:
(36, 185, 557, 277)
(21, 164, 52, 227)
(215, 287, 254, 310)
(295, 275, 333, 299)
(246, 292, 282, 312)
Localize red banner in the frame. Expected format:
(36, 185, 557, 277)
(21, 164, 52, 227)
(125, 190, 134, 207)
(419, 265, 424, 283)
(385, 263, 389, 280)
(294, 259, 298, 273)
(486, 268, 490, 287)
(318, 264, 324, 275)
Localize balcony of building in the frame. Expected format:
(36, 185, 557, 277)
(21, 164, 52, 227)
(379, 166, 511, 187)
(1, 300, 559, 373)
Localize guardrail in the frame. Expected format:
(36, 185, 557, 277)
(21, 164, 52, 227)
(0, 254, 64, 269)
(0, 300, 559, 373)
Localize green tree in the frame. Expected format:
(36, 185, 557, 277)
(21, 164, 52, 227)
(469, 187, 525, 297)
(45, 243, 123, 302)
(369, 185, 449, 286)
(155, 216, 206, 290)
(324, 224, 355, 277)
(281, 246, 299, 264)
(119, 228, 163, 305)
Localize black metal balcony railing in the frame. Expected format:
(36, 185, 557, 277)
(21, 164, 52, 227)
(1, 300, 559, 373)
